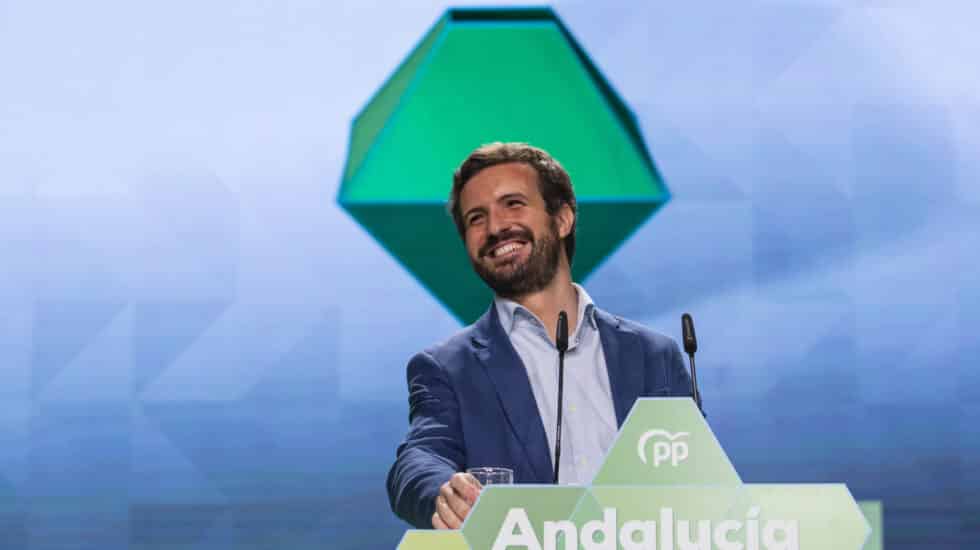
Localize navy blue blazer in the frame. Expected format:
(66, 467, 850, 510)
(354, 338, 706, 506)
(386, 305, 695, 528)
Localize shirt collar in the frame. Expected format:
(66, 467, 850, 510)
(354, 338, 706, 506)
(494, 283, 598, 335)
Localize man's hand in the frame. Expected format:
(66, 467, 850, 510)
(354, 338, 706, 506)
(432, 472, 482, 529)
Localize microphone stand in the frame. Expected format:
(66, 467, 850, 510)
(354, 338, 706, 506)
(553, 311, 568, 485)
(688, 352, 701, 409)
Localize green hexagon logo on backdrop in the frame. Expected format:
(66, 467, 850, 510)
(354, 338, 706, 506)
(338, 7, 669, 323)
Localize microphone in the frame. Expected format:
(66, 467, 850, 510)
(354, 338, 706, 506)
(681, 313, 702, 409)
(553, 311, 568, 484)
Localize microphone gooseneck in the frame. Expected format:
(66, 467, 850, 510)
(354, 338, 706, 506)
(553, 310, 568, 485)
(681, 313, 702, 409)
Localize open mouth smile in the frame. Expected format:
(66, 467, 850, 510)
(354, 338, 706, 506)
(485, 239, 529, 261)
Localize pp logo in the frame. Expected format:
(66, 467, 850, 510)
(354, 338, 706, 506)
(637, 429, 690, 467)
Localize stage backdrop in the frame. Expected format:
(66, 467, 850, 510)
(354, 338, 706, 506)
(1, 1, 978, 549)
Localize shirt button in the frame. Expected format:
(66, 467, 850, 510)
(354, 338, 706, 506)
(568, 405, 577, 413)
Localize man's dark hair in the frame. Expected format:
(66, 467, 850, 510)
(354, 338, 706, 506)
(448, 142, 577, 265)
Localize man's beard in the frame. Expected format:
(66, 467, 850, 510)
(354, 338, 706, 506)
(471, 219, 562, 300)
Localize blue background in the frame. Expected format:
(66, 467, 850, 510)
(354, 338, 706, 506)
(1, 1, 978, 548)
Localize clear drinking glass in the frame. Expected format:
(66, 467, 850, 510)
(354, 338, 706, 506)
(467, 467, 514, 486)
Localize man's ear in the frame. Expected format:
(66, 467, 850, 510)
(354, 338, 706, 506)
(556, 203, 575, 239)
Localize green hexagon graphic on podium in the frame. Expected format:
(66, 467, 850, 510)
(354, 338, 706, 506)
(443, 398, 875, 550)
(461, 485, 586, 549)
(397, 530, 469, 550)
(592, 397, 741, 486)
(338, 7, 669, 323)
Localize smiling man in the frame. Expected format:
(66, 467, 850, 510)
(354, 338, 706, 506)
(386, 142, 697, 529)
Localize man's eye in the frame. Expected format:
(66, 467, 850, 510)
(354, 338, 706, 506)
(507, 200, 524, 208)
(468, 214, 484, 226)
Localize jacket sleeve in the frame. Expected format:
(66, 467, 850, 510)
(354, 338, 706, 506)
(386, 351, 465, 528)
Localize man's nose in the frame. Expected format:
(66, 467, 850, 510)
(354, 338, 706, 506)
(486, 208, 511, 236)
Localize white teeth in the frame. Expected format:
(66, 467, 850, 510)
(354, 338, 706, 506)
(493, 242, 523, 257)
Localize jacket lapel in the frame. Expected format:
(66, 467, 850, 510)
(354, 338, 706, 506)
(471, 307, 553, 482)
(595, 309, 644, 427)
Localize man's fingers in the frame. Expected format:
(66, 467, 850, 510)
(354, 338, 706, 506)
(450, 473, 482, 505)
(435, 473, 484, 530)
(439, 483, 470, 525)
(432, 512, 449, 530)
(435, 494, 464, 529)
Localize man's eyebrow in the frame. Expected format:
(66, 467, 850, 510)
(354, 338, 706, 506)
(498, 192, 528, 202)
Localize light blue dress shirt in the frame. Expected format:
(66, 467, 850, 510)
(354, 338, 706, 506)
(494, 284, 618, 485)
